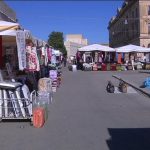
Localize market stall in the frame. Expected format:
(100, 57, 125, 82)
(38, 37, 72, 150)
(115, 44, 150, 70)
(0, 21, 19, 68)
(77, 44, 115, 71)
(0, 20, 64, 128)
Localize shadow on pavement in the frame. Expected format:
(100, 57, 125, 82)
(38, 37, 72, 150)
(106, 128, 150, 150)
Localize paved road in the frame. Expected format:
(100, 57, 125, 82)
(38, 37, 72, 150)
(1, 70, 150, 150)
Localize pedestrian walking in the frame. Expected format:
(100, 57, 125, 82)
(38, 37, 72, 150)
(63, 56, 67, 67)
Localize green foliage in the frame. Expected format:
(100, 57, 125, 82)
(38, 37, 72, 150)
(48, 31, 67, 55)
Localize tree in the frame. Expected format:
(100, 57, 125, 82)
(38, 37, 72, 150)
(48, 31, 67, 55)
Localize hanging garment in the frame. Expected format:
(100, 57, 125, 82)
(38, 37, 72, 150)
(51, 55, 56, 64)
(16, 31, 26, 70)
(99, 56, 102, 63)
(41, 47, 45, 56)
(46, 48, 49, 61)
(26, 47, 40, 71)
(117, 53, 122, 64)
(21, 84, 32, 116)
(44, 47, 48, 66)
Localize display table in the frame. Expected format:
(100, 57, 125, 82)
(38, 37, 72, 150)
(97, 64, 101, 70)
(127, 65, 133, 70)
(116, 64, 122, 71)
(93, 64, 98, 71)
(83, 63, 92, 71)
(110, 64, 116, 71)
(101, 64, 107, 71)
(106, 64, 111, 71)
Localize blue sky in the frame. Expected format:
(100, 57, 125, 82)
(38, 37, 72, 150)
(6, 1, 123, 44)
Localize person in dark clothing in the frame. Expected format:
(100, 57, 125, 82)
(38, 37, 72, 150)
(63, 56, 67, 67)
(79, 58, 83, 70)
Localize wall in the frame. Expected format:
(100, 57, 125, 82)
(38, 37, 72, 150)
(64, 41, 86, 57)
(0, 1, 16, 22)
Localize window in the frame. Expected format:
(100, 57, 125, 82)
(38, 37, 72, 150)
(132, 11, 134, 18)
(135, 23, 139, 35)
(135, 8, 138, 18)
(148, 6, 150, 15)
(148, 23, 150, 34)
(125, 15, 128, 25)
(132, 23, 134, 32)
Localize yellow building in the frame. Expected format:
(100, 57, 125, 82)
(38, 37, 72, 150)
(108, 0, 150, 48)
(64, 34, 88, 57)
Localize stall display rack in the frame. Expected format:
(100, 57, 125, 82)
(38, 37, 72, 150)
(0, 90, 36, 123)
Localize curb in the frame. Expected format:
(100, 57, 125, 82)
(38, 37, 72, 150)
(139, 70, 150, 74)
(112, 75, 150, 98)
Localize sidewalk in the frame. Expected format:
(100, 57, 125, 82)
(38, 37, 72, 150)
(112, 71, 150, 97)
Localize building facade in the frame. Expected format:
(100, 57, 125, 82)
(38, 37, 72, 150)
(108, 0, 150, 48)
(64, 34, 88, 57)
(0, 1, 17, 22)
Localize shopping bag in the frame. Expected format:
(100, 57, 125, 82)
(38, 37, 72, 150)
(33, 107, 45, 128)
(119, 81, 127, 93)
(106, 81, 115, 93)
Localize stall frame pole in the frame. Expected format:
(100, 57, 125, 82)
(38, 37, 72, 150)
(0, 36, 2, 68)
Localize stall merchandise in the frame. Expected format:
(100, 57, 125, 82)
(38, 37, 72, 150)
(33, 107, 45, 128)
(97, 63, 101, 71)
(116, 64, 122, 71)
(93, 64, 98, 71)
(143, 78, 150, 88)
(38, 77, 52, 103)
(26, 46, 40, 71)
(16, 30, 26, 70)
(72, 65, 77, 72)
(119, 81, 128, 93)
(136, 64, 142, 70)
(127, 65, 133, 70)
(145, 64, 150, 70)
(68, 65, 72, 71)
(110, 64, 116, 71)
(101, 64, 107, 71)
(49, 70, 58, 92)
(106, 81, 115, 93)
(0, 81, 35, 121)
(106, 64, 111, 71)
(83, 63, 92, 71)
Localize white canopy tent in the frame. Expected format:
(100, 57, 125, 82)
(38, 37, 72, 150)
(116, 44, 150, 53)
(78, 44, 115, 52)
(0, 21, 33, 40)
(78, 44, 115, 63)
(0, 21, 19, 36)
